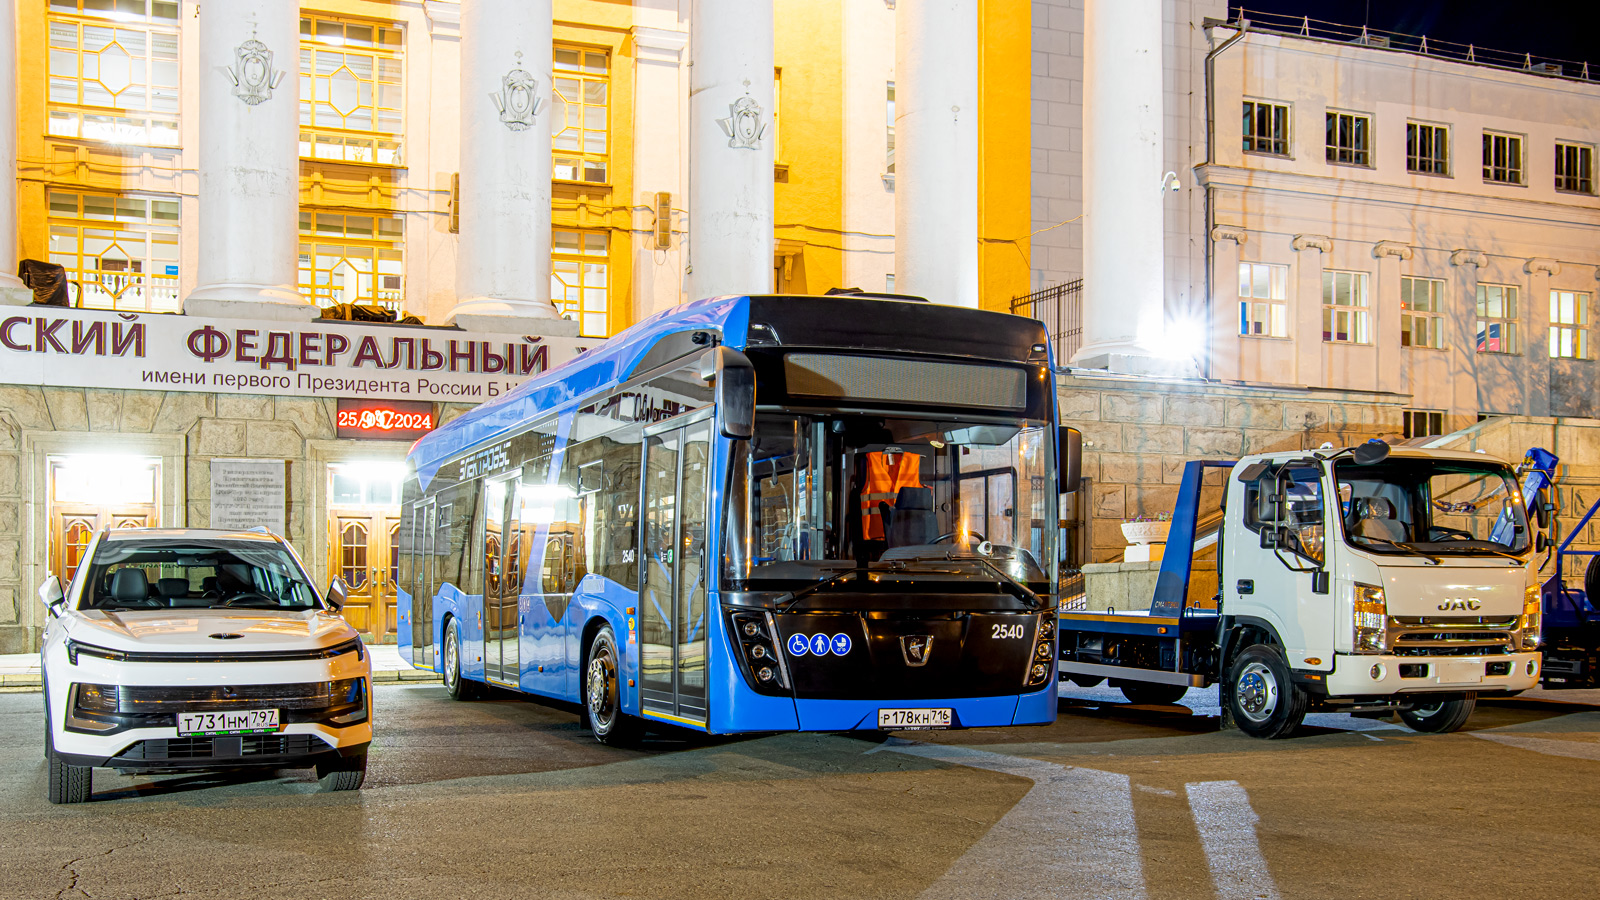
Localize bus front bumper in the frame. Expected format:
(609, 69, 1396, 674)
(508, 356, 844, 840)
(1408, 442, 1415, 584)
(793, 691, 1054, 732)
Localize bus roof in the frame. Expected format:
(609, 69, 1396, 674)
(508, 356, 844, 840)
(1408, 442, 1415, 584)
(407, 293, 1048, 478)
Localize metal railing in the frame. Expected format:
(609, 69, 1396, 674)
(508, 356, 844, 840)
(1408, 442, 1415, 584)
(1228, 8, 1596, 82)
(1012, 278, 1083, 365)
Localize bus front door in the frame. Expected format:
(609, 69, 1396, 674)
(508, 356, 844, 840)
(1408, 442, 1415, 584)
(640, 417, 711, 726)
(482, 474, 522, 686)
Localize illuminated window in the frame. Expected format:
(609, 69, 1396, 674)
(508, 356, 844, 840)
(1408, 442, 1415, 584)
(297, 211, 404, 312)
(1242, 100, 1290, 156)
(1401, 276, 1445, 350)
(48, 191, 180, 313)
(1556, 142, 1594, 194)
(1322, 270, 1369, 344)
(551, 229, 609, 337)
(1407, 122, 1450, 176)
(46, 0, 179, 146)
(1550, 290, 1590, 360)
(552, 47, 609, 183)
(299, 15, 404, 165)
(1476, 284, 1519, 354)
(1239, 262, 1288, 337)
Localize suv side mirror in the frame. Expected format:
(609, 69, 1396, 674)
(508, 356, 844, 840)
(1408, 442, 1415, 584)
(325, 576, 349, 612)
(1057, 426, 1082, 494)
(38, 576, 65, 617)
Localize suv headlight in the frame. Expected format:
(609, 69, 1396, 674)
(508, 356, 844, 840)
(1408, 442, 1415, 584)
(1353, 583, 1387, 654)
(1519, 584, 1541, 650)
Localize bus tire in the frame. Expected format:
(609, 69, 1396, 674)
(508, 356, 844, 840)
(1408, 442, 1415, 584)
(585, 626, 642, 747)
(443, 618, 483, 701)
(1226, 644, 1306, 739)
(1398, 693, 1476, 733)
(1116, 681, 1188, 705)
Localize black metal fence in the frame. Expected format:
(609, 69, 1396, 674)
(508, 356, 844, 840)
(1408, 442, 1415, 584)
(1011, 278, 1083, 364)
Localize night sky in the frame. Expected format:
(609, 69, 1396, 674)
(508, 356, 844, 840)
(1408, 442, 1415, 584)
(1228, 1, 1600, 74)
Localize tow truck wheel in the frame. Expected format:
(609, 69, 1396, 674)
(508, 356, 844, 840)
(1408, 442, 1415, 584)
(1116, 681, 1189, 705)
(1066, 674, 1106, 688)
(1398, 693, 1477, 733)
(1226, 644, 1307, 739)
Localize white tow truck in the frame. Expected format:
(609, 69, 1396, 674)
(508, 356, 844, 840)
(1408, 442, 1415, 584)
(1058, 441, 1543, 738)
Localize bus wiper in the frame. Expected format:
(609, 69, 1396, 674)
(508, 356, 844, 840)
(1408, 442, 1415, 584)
(1354, 535, 1440, 565)
(776, 569, 866, 612)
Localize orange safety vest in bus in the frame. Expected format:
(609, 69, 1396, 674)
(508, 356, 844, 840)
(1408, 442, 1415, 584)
(860, 451, 924, 540)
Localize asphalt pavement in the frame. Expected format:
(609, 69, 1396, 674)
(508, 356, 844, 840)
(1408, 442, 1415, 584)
(2, 683, 1597, 899)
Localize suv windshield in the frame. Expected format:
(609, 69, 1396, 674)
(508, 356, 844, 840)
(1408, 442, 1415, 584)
(79, 539, 322, 611)
(723, 413, 1056, 590)
(1334, 457, 1530, 556)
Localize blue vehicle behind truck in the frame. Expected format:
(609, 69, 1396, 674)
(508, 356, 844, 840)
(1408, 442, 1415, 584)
(393, 292, 1076, 743)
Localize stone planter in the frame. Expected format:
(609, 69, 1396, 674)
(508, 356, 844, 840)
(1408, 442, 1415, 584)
(1120, 521, 1171, 545)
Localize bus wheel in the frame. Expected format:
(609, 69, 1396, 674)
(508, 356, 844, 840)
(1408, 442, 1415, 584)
(1116, 681, 1188, 705)
(443, 618, 482, 701)
(1226, 644, 1306, 739)
(1398, 693, 1476, 733)
(585, 627, 642, 747)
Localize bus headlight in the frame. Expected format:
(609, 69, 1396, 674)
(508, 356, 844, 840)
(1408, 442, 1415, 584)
(1353, 583, 1386, 654)
(1024, 613, 1056, 687)
(1520, 584, 1542, 650)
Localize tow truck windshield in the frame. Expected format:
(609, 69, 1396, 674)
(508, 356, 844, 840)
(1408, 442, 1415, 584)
(1334, 457, 1531, 557)
(722, 413, 1056, 592)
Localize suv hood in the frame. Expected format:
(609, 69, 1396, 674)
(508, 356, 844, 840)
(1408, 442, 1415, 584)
(67, 608, 355, 654)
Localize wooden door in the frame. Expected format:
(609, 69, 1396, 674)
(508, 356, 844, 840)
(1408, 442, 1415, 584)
(330, 512, 399, 641)
(51, 508, 155, 585)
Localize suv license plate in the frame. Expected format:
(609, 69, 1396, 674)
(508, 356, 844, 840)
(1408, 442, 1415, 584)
(877, 707, 953, 730)
(177, 709, 280, 736)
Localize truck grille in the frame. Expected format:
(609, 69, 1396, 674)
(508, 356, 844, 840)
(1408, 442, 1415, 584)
(1388, 616, 1516, 657)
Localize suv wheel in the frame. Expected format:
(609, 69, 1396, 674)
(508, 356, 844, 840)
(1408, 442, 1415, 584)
(45, 714, 91, 805)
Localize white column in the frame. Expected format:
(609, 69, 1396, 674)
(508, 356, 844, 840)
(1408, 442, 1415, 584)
(1075, 0, 1166, 371)
(685, 0, 774, 303)
(631, 26, 689, 319)
(184, 0, 307, 320)
(0, 0, 28, 305)
(893, 0, 977, 307)
(448, 0, 570, 331)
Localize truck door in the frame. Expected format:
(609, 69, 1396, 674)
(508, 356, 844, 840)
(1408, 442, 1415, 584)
(1233, 463, 1333, 663)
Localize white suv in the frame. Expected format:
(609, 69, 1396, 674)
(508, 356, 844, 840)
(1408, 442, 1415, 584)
(39, 528, 372, 804)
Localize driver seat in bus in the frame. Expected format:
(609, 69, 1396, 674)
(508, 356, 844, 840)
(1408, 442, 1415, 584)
(881, 486, 937, 548)
(1352, 497, 1406, 543)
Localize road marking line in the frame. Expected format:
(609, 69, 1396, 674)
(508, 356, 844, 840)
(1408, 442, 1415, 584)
(884, 740, 1147, 900)
(1474, 732, 1600, 760)
(1186, 780, 1281, 900)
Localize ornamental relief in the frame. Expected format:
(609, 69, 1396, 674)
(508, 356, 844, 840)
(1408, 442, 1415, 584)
(492, 58, 543, 131)
(717, 95, 767, 150)
(227, 38, 285, 106)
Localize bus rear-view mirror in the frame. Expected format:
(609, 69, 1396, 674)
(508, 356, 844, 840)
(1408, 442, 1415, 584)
(1057, 426, 1081, 494)
(701, 346, 755, 440)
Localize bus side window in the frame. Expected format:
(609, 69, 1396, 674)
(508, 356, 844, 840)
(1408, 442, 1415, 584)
(590, 427, 643, 590)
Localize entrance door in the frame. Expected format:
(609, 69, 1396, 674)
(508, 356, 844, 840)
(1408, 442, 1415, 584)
(640, 417, 712, 724)
(48, 457, 160, 584)
(331, 514, 400, 640)
(481, 474, 522, 685)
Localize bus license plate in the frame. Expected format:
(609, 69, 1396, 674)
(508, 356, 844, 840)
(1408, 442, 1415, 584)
(877, 707, 953, 730)
(177, 709, 280, 736)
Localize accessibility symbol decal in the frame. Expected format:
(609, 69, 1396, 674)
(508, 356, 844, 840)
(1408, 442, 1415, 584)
(831, 633, 852, 656)
(787, 633, 811, 656)
(809, 633, 832, 656)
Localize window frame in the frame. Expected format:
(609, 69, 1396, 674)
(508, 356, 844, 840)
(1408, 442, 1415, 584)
(1406, 121, 1451, 177)
(47, 189, 182, 313)
(1402, 409, 1446, 440)
(1238, 261, 1290, 339)
(550, 228, 611, 338)
(1475, 283, 1521, 355)
(1549, 289, 1591, 361)
(1555, 141, 1595, 195)
(1324, 110, 1372, 167)
(296, 210, 406, 312)
(1321, 269, 1371, 345)
(1482, 130, 1525, 186)
(46, 1, 181, 148)
(1242, 99, 1292, 158)
(551, 44, 612, 186)
(1400, 275, 1446, 351)
(298, 13, 405, 167)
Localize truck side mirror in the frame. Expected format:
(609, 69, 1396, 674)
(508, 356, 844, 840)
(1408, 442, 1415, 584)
(38, 576, 65, 617)
(1259, 526, 1281, 550)
(326, 576, 349, 612)
(701, 346, 755, 440)
(1537, 501, 1552, 530)
(1536, 532, 1551, 553)
(1057, 426, 1082, 494)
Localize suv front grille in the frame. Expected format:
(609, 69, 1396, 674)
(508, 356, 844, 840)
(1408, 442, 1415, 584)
(99, 680, 364, 714)
(115, 734, 326, 762)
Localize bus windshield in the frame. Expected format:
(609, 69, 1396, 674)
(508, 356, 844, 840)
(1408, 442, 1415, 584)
(1334, 457, 1530, 557)
(724, 413, 1056, 591)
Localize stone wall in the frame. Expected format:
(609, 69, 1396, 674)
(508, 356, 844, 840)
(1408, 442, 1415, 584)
(0, 386, 474, 654)
(1058, 372, 1406, 563)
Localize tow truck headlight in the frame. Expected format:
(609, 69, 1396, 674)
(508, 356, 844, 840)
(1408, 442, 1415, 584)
(1519, 584, 1542, 650)
(1353, 583, 1387, 654)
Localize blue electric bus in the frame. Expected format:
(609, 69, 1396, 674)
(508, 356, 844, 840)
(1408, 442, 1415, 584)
(395, 292, 1077, 743)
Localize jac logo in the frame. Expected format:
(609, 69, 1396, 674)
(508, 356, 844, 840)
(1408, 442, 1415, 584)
(1437, 598, 1482, 611)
